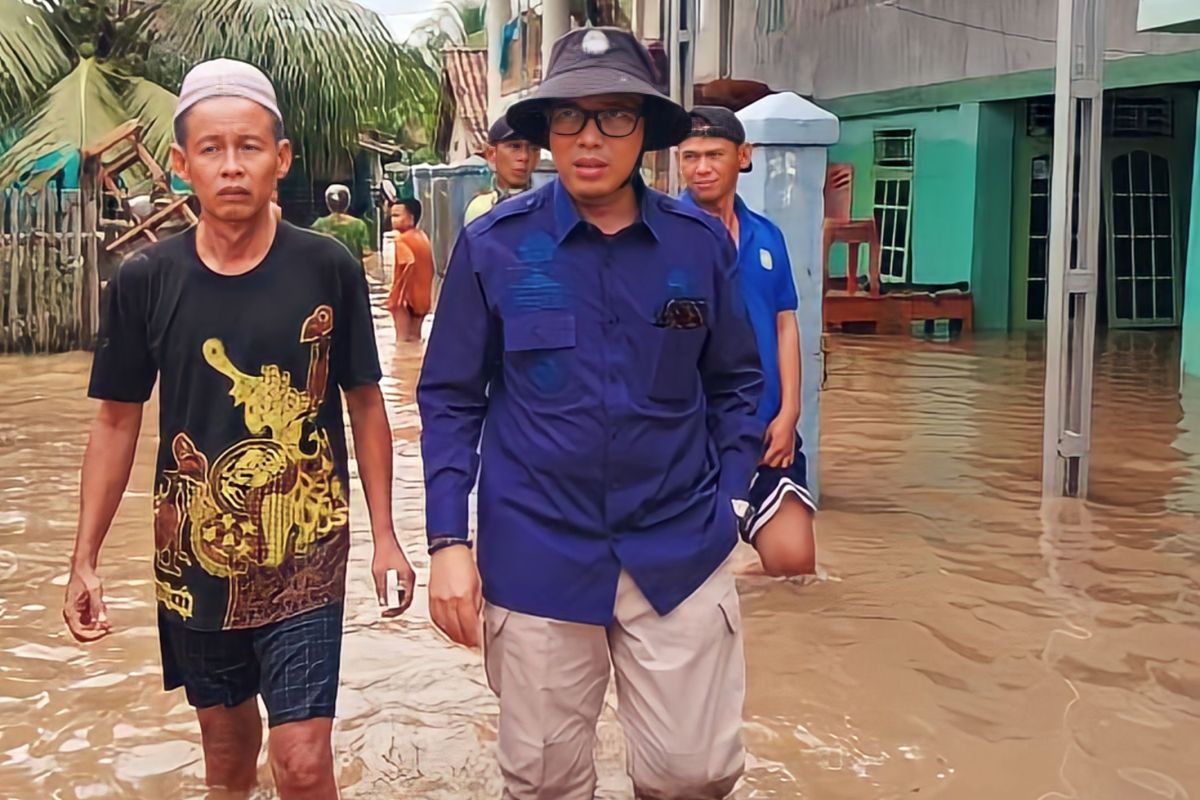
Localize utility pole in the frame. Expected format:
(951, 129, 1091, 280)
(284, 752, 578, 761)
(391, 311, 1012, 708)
(1041, 0, 1105, 496)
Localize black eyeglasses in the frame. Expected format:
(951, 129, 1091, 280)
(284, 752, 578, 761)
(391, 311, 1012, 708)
(548, 106, 642, 138)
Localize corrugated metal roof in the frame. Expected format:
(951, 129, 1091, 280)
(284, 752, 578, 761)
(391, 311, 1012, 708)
(443, 47, 488, 156)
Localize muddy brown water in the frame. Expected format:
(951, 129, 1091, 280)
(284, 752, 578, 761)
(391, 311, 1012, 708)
(1, 305, 1197, 798)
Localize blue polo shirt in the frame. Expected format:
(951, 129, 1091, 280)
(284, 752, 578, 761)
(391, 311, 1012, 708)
(418, 178, 764, 625)
(681, 192, 798, 423)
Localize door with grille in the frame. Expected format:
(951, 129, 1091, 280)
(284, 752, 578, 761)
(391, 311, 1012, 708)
(1104, 145, 1181, 327)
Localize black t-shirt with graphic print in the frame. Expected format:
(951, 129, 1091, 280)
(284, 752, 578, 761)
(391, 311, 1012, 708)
(89, 222, 382, 631)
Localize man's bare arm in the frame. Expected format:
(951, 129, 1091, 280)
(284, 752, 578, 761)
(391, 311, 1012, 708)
(64, 400, 143, 641)
(344, 383, 415, 616)
(775, 310, 801, 423)
(762, 311, 802, 468)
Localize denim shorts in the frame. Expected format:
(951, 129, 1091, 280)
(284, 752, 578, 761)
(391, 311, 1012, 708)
(158, 602, 344, 728)
(742, 441, 818, 545)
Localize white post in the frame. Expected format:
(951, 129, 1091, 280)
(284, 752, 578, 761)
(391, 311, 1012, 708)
(1041, 0, 1105, 496)
(485, 0, 510, 122)
(542, 0, 570, 68)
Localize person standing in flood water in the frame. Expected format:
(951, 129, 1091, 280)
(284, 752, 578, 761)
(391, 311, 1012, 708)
(384, 198, 434, 343)
(312, 183, 372, 268)
(63, 59, 416, 800)
(418, 28, 763, 799)
(679, 107, 818, 577)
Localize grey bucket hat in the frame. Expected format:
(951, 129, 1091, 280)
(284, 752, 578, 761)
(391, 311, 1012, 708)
(505, 27, 691, 151)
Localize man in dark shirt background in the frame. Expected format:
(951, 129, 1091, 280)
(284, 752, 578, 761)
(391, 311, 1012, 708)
(63, 59, 415, 800)
(419, 28, 762, 799)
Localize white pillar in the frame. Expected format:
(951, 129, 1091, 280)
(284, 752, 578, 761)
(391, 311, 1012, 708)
(542, 0, 570, 68)
(737, 93, 840, 502)
(486, 0, 511, 123)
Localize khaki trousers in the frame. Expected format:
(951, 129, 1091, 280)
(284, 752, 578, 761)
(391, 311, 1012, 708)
(483, 562, 746, 800)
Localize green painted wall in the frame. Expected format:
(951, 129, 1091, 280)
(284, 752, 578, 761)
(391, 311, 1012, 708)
(828, 105, 980, 287)
(971, 103, 1017, 330)
(827, 103, 1007, 300)
(1183, 93, 1200, 378)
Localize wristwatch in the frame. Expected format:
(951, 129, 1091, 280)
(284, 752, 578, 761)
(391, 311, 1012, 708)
(428, 537, 473, 556)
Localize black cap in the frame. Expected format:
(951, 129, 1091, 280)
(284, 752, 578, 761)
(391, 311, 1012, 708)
(487, 117, 524, 145)
(506, 27, 691, 151)
(686, 105, 752, 173)
(688, 106, 746, 145)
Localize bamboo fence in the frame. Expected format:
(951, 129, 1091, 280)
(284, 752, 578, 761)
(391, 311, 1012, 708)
(0, 185, 95, 353)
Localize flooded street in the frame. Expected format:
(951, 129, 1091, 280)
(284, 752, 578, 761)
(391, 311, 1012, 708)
(1, 306, 1198, 798)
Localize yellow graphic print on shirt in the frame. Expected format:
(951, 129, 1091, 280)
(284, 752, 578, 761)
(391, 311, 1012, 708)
(152, 305, 351, 629)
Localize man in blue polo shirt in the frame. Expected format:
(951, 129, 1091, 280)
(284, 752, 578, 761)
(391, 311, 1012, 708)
(418, 28, 762, 800)
(680, 106, 818, 577)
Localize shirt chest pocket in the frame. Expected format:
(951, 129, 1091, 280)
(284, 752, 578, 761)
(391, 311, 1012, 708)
(504, 310, 577, 398)
(649, 326, 707, 401)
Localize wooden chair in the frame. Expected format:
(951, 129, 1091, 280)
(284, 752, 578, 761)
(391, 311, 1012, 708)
(822, 163, 881, 297)
(81, 119, 198, 254)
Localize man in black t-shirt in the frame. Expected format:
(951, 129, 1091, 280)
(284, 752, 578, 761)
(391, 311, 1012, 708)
(62, 59, 416, 799)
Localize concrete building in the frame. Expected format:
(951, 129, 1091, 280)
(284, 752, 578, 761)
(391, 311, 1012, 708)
(482, 1, 1200, 376)
(696, 0, 1200, 381)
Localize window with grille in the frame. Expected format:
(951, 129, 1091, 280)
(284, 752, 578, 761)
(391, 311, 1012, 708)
(1025, 156, 1051, 321)
(1108, 98, 1173, 138)
(1027, 97, 1054, 137)
(872, 129, 915, 282)
(873, 129, 914, 168)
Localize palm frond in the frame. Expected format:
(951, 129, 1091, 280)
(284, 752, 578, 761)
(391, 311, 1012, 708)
(123, 74, 178, 165)
(0, 58, 176, 187)
(0, 0, 72, 126)
(148, 0, 413, 174)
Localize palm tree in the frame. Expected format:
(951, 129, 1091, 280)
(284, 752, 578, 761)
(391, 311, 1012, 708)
(0, 0, 433, 186)
(408, 0, 487, 56)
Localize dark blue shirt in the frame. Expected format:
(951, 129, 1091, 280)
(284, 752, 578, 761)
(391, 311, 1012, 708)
(681, 192, 798, 424)
(418, 179, 763, 625)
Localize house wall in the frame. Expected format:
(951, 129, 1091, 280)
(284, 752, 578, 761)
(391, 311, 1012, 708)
(448, 117, 474, 164)
(824, 101, 1020, 330)
(972, 103, 1018, 331)
(1183, 92, 1200, 378)
(827, 104, 983, 287)
(727, 0, 1200, 103)
(1140, 0, 1200, 33)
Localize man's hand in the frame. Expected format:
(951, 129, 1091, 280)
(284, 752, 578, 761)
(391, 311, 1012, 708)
(762, 414, 797, 468)
(428, 544, 482, 648)
(63, 566, 111, 642)
(371, 535, 416, 618)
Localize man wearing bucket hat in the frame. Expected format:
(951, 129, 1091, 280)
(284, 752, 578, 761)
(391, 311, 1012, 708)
(463, 117, 541, 224)
(419, 27, 763, 799)
(65, 59, 415, 798)
(679, 107, 819, 578)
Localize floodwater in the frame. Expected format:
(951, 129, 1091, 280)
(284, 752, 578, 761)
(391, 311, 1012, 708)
(1, 301, 1198, 799)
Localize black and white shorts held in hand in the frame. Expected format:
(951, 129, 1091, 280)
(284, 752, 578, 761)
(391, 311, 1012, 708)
(740, 441, 818, 545)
